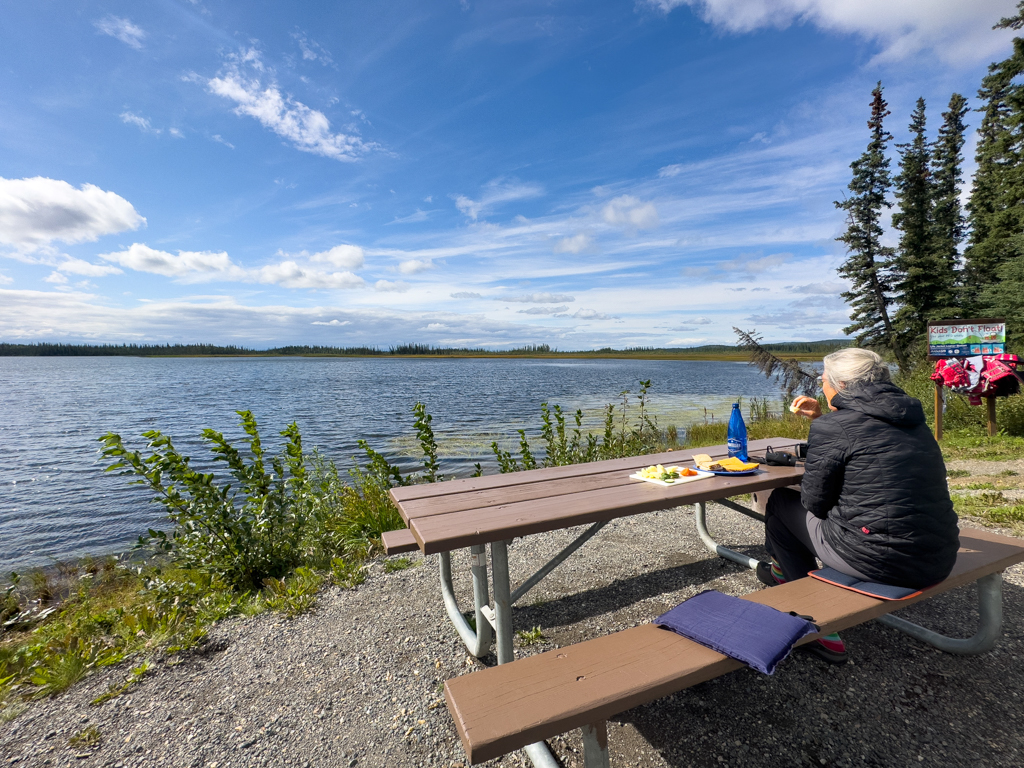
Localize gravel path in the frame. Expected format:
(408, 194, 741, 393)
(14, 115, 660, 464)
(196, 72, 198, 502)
(3, 497, 1024, 768)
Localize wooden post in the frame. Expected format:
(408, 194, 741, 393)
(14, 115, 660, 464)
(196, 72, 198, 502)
(987, 396, 998, 437)
(934, 381, 944, 442)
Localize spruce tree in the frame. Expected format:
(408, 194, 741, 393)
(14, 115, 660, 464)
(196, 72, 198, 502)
(964, 7, 1024, 314)
(891, 98, 935, 348)
(835, 83, 908, 372)
(929, 92, 969, 317)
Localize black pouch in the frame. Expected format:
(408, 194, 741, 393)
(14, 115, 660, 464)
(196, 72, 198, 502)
(765, 446, 797, 467)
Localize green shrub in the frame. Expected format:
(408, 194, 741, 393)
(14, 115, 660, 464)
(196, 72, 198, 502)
(263, 567, 322, 618)
(330, 557, 366, 589)
(999, 393, 1024, 437)
(100, 411, 315, 591)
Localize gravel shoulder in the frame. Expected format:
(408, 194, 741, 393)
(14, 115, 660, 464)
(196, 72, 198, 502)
(3, 484, 1024, 768)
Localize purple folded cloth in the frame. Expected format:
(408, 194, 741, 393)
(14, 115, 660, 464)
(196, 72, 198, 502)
(654, 590, 818, 675)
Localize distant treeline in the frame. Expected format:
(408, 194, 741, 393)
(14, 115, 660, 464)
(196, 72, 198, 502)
(0, 340, 850, 358)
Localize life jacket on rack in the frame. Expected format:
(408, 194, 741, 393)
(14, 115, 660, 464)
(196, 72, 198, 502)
(932, 354, 1021, 405)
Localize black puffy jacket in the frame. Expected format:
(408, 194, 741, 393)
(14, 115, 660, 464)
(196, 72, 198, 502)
(800, 381, 959, 588)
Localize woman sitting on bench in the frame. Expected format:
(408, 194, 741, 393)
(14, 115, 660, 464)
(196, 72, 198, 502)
(756, 347, 960, 664)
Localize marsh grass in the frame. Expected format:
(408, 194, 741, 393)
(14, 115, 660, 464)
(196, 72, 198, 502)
(952, 491, 1024, 530)
(384, 557, 416, 573)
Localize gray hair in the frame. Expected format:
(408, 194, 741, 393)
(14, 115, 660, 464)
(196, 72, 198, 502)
(822, 348, 891, 390)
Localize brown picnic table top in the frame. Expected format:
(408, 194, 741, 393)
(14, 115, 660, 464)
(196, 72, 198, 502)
(390, 437, 806, 555)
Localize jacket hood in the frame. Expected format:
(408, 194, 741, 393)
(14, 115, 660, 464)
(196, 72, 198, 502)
(831, 381, 926, 427)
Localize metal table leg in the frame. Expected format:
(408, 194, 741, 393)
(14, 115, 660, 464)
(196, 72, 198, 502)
(438, 545, 492, 658)
(694, 501, 761, 570)
(489, 538, 562, 767)
(878, 572, 1003, 655)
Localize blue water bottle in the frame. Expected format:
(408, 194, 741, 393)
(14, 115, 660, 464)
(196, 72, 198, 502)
(727, 403, 748, 461)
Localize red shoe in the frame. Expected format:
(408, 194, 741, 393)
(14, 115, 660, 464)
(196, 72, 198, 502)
(798, 633, 848, 664)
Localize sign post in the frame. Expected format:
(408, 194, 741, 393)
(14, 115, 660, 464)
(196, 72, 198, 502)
(926, 319, 1007, 441)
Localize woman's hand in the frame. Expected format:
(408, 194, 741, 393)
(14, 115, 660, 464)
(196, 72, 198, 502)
(790, 395, 822, 420)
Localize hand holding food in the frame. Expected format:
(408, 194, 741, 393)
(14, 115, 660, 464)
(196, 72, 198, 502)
(790, 395, 822, 420)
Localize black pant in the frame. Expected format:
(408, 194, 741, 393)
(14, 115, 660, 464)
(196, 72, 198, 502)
(764, 488, 869, 583)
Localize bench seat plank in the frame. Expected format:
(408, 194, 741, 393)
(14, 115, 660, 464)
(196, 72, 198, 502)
(410, 465, 803, 554)
(381, 528, 419, 555)
(445, 528, 1024, 764)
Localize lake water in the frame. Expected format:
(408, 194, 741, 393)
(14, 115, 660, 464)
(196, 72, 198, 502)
(0, 356, 790, 571)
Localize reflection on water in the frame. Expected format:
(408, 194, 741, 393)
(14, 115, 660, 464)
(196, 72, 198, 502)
(0, 356, 791, 570)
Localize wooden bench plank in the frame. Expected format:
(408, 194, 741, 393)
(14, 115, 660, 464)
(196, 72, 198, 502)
(381, 528, 419, 555)
(390, 439, 798, 506)
(445, 528, 1024, 764)
(410, 465, 804, 554)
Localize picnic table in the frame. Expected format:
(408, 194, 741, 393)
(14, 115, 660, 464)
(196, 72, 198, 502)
(389, 437, 1024, 768)
(389, 437, 805, 665)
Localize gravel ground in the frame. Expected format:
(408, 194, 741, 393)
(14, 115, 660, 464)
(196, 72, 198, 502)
(2, 496, 1024, 768)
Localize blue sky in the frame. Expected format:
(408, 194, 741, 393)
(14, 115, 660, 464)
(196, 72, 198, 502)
(0, 0, 1017, 349)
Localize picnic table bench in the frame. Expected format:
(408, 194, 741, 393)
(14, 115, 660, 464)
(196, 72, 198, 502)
(444, 527, 1024, 766)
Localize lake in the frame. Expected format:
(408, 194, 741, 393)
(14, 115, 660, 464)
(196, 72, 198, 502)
(0, 356, 791, 571)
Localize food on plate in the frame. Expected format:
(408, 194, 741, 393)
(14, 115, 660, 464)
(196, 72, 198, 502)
(638, 464, 697, 482)
(692, 454, 759, 473)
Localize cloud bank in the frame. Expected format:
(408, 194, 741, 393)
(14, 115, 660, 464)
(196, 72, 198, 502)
(0, 177, 145, 250)
(647, 0, 1016, 64)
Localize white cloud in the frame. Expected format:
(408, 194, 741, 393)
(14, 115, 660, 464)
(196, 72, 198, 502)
(308, 244, 365, 270)
(0, 272, 11, 285)
(518, 306, 568, 315)
(498, 293, 575, 303)
(573, 309, 611, 320)
(253, 261, 364, 289)
(387, 209, 431, 225)
(553, 233, 593, 254)
(99, 242, 370, 289)
(206, 50, 374, 161)
(658, 164, 683, 178)
(398, 258, 433, 275)
(374, 280, 409, 292)
(211, 134, 235, 149)
(169, 128, 185, 139)
(647, 0, 1017, 64)
(601, 195, 659, 230)
(453, 179, 544, 220)
(450, 291, 482, 299)
(291, 32, 333, 66)
(792, 280, 846, 295)
(94, 16, 145, 49)
(0, 177, 145, 250)
(43, 271, 68, 284)
(312, 319, 351, 326)
(100, 243, 245, 280)
(721, 252, 793, 273)
(120, 112, 161, 135)
(55, 257, 122, 277)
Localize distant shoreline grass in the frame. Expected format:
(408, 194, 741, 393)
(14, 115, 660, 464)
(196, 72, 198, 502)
(0, 340, 849, 362)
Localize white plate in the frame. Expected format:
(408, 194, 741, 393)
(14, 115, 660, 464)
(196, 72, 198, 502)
(629, 468, 716, 487)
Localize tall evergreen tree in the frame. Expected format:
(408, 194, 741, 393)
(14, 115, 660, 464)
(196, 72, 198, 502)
(835, 82, 908, 372)
(964, 7, 1024, 314)
(929, 92, 969, 317)
(891, 98, 936, 347)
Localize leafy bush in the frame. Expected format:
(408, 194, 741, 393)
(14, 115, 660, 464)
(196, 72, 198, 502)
(999, 393, 1024, 437)
(100, 411, 315, 591)
(263, 567, 322, 618)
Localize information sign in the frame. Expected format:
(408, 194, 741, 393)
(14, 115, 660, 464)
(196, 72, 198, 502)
(927, 320, 1006, 358)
